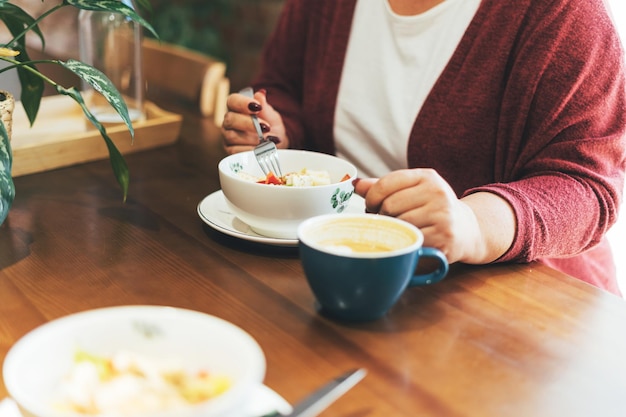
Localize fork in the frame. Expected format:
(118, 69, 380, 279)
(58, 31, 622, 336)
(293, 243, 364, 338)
(239, 87, 283, 178)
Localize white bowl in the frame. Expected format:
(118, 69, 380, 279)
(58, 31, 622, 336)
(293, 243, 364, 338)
(218, 150, 357, 239)
(2, 306, 266, 417)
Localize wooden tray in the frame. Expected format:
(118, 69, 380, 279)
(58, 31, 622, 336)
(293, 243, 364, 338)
(10, 95, 182, 177)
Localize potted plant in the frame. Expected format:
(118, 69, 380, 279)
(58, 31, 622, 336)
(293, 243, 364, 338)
(0, 0, 157, 225)
(147, 0, 232, 63)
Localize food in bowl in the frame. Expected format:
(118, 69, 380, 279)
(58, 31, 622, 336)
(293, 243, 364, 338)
(218, 149, 358, 239)
(240, 168, 348, 186)
(2, 305, 266, 417)
(54, 349, 231, 415)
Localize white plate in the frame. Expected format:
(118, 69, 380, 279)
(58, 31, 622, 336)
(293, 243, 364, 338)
(0, 384, 292, 417)
(197, 190, 366, 247)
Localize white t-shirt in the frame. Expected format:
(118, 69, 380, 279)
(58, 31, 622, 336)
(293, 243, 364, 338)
(334, 0, 481, 178)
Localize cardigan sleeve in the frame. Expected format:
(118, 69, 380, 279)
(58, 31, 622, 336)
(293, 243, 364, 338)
(251, 0, 357, 154)
(464, 0, 626, 263)
(250, 0, 308, 149)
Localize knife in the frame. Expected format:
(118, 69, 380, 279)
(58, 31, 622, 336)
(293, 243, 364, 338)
(262, 368, 367, 417)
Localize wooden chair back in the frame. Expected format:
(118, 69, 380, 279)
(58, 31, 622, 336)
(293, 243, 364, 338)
(142, 38, 229, 125)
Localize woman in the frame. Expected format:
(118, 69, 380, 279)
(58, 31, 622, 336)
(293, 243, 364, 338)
(221, 0, 626, 295)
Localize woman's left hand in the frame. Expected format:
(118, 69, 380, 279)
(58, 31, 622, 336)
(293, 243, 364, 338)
(221, 89, 290, 155)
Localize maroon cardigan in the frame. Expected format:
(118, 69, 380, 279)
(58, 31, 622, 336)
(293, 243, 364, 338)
(252, 0, 626, 295)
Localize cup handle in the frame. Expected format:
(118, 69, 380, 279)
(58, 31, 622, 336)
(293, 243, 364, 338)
(408, 247, 449, 286)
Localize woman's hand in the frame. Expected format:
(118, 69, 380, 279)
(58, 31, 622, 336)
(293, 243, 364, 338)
(220, 89, 290, 154)
(353, 169, 516, 264)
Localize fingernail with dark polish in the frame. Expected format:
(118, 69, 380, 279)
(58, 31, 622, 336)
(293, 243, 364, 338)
(267, 135, 281, 144)
(260, 123, 270, 133)
(352, 177, 361, 187)
(248, 102, 262, 112)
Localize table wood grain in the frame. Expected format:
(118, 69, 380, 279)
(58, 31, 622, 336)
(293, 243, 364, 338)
(1, 102, 625, 417)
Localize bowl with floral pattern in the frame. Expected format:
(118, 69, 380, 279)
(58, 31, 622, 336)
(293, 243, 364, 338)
(218, 149, 357, 239)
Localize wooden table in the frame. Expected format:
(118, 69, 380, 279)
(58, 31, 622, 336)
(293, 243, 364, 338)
(1, 103, 626, 417)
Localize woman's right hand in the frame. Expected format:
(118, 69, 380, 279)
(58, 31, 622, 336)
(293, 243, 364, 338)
(353, 169, 516, 265)
(220, 89, 289, 154)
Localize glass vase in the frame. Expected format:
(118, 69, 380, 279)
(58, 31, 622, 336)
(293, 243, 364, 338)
(78, 0, 145, 123)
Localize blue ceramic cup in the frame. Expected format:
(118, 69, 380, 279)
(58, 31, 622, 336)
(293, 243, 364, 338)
(297, 213, 449, 322)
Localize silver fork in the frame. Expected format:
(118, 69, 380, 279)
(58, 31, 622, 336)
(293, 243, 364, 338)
(239, 87, 283, 177)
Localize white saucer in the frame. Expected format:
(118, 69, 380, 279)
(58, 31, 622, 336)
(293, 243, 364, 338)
(197, 190, 366, 247)
(248, 384, 293, 416)
(0, 384, 292, 417)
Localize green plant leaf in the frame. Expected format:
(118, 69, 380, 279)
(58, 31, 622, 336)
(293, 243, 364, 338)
(64, 0, 159, 39)
(0, 118, 15, 225)
(60, 59, 134, 138)
(57, 86, 130, 202)
(14, 52, 45, 126)
(0, 1, 45, 47)
(0, 3, 45, 125)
